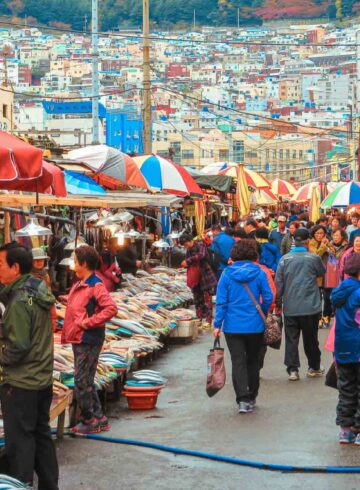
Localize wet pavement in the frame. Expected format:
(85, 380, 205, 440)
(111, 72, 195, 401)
(58, 331, 360, 490)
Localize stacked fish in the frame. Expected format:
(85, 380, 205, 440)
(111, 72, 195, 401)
(0, 475, 30, 489)
(124, 370, 167, 392)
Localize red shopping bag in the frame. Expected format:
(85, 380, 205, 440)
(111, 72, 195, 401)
(324, 255, 339, 289)
(206, 338, 226, 397)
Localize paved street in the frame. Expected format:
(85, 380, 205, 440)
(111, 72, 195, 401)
(58, 331, 359, 490)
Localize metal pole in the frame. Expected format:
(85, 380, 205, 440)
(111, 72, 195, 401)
(193, 9, 196, 30)
(355, 30, 360, 181)
(237, 7, 240, 29)
(143, 0, 152, 154)
(91, 0, 100, 144)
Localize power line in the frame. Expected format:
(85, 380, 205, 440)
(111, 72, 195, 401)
(156, 86, 359, 136)
(0, 85, 138, 100)
(0, 20, 359, 48)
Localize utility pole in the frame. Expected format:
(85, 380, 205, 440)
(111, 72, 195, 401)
(84, 14, 88, 32)
(237, 7, 240, 29)
(193, 9, 196, 30)
(143, 0, 151, 154)
(91, 0, 100, 144)
(356, 30, 360, 179)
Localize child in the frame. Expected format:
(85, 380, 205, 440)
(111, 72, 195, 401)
(331, 253, 360, 445)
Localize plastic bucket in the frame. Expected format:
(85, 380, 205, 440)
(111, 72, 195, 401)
(122, 391, 159, 410)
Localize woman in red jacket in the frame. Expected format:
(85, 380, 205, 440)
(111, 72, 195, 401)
(62, 246, 118, 434)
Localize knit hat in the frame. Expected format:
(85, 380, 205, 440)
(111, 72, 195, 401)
(344, 253, 360, 276)
(294, 228, 310, 244)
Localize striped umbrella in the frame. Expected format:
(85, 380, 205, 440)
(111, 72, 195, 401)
(202, 162, 233, 175)
(321, 181, 360, 209)
(251, 188, 278, 206)
(291, 182, 328, 203)
(236, 165, 250, 217)
(134, 155, 203, 197)
(271, 178, 297, 197)
(68, 145, 148, 189)
(218, 165, 270, 189)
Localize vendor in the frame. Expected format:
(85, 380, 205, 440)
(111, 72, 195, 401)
(96, 249, 121, 292)
(31, 247, 51, 288)
(116, 238, 142, 275)
(61, 246, 118, 435)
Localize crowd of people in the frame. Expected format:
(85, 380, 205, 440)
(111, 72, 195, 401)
(0, 208, 360, 487)
(181, 210, 360, 445)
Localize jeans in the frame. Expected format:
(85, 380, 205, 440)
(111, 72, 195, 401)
(0, 384, 59, 489)
(73, 343, 104, 421)
(225, 333, 263, 403)
(336, 363, 360, 429)
(284, 313, 321, 373)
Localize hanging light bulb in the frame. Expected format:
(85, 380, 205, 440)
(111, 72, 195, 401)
(109, 211, 133, 223)
(125, 229, 141, 239)
(15, 214, 52, 237)
(167, 231, 181, 240)
(59, 255, 75, 269)
(152, 238, 170, 249)
(114, 231, 125, 246)
(65, 237, 88, 250)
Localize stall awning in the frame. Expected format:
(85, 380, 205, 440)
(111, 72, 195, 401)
(0, 193, 148, 208)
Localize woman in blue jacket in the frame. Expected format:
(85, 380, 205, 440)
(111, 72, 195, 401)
(331, 253, 360, 445)
(214, 239, 273, 414)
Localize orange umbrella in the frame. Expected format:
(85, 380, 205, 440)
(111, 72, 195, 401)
(194, 199, 206, 237)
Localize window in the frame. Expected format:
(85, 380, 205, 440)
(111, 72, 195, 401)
(292, 150, 297, 159)
(182, 150, 194, 159)
(233, 140, 244, 163)
(2, 104, 7, 119)
(279, 149, 283, 159)
(266, 149, 270, 160)
(299, 150, 303, 159)
(170, 142, 181, 164)
(272, 149, 277, 160)
(219, 149, 229, 160)
(286, 149, 290, 159)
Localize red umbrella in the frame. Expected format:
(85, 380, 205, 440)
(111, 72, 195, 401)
(43, 161, 67, 197)
(0, 131, 53, 192)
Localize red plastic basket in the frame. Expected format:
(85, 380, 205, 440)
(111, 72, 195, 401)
(122, 391, 159, 410)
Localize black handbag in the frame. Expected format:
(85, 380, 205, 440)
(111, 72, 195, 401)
(325, 362, 338, 390)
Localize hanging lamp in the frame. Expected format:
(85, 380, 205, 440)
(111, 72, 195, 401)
(15, 213, 52, 237)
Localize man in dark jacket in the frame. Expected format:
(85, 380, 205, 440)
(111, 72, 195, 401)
(275, 229, 326, 381)
(0, 242, 58, 489)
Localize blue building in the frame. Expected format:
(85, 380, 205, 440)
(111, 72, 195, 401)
(41, 101, 143, 153)
(106, 109, 143, 154)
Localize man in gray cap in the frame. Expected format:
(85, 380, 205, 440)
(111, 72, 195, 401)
(275, 228, 326, 381)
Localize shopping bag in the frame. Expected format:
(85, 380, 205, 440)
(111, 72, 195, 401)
(242, 283, 282, 349)
(187, 264, 201, 288)
(265, 314, 283, 350)
(206, 338, 226, 397)
(325, 362, 338, 390)
(324, 255, 339, 289)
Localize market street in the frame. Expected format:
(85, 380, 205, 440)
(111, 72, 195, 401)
(58, 331, 359, 490)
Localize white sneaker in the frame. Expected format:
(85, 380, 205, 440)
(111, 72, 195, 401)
(306, 367, 325, 378)
(288, 370, 300, 381)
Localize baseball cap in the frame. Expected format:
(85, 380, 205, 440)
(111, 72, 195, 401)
(32, 247, 49, 260)
(278, 215, 287, 223)
(294, 228, 310, 243)
(344, 254, 360, 276)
